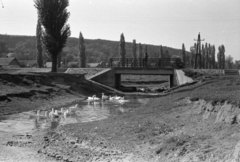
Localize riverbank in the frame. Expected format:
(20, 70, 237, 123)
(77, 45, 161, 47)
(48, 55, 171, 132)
(0, 71, 240, 161)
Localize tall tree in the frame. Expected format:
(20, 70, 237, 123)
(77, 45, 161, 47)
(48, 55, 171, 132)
(79, 32, 86, 67)
(132, 39, 137, 59)
(218, 45, 225, 69)
(57, 52, 61, 68)
(138, 43, 143, 59)
(34, 0, 71, 72)
(160, 45, 164, 58)
(119, 33, 126, 67)
(201, 44, 205, 69)
(190, 46, 195, 68)
(212, 45, 215, 69)
(208, 43, 212, 69)
(36, 19, 43, 68)
(205, 43, 209, 69)
(182, 43, 186, 65)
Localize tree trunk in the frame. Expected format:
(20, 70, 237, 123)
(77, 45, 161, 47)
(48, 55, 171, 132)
(58, 52, 61, 68)
(51, 53, 58, 72)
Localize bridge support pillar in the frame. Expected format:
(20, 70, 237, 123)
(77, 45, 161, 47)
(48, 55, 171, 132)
(169, 74, 174, 88)
(115, 74, 121, 88)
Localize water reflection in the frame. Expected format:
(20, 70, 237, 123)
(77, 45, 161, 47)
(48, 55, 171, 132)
(32, 100, 114, 130)
(30, 97, 149, 131)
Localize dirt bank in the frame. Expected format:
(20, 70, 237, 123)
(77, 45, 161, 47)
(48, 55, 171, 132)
(1, 72, 240, 162)
(37, 75, 240, 162)
(0, 71, 123, 162)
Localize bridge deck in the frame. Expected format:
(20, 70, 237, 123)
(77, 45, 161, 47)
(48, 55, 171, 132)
(114, 67, 174, 75)
(107, 58, 183, 69)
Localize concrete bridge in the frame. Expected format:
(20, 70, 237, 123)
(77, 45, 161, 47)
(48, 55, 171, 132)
(88, 68, 193, 90)
(86, 57, 192, 90)
(66, 58, 193, 91)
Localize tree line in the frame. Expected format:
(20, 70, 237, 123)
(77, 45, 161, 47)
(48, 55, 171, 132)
(34, 0, 179, 72)
(1, 0, 235, 71)
(181, 33, 237, 69)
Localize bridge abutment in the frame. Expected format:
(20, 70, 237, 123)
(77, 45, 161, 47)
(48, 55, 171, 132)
(115, 74, 121, 88)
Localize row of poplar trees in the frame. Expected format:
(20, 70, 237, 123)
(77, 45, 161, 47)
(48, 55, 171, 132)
(182, 43, 226, 69)
(120, 33, 170, 61)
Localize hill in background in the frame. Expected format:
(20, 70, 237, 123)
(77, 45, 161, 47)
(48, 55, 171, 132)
(0, 34, 189, 63)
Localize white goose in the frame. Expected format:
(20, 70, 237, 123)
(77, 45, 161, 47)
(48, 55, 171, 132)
(109, 96, 115, 100)
(101, 93, 109, 100)
(115, 95, 124, 100)
(93, 95, 100, 101)
(87, 95, 95, 102)
(36, 110, 48, 119)
(69, 104, 78, 109)
(63, 109, 70, 118)
(49, 108, 60, 118)
(117, 98, 128, 105)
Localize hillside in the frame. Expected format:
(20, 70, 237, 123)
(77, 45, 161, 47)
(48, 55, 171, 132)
(0, 34, 189, 63)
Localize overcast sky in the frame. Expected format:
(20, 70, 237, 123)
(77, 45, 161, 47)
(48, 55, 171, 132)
(0, 0, 239, 60)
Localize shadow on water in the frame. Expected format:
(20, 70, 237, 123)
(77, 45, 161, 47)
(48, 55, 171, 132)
(0, 97, 150, 133)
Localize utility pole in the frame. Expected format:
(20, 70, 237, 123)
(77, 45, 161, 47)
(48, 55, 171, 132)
(194, 33, 205, 69)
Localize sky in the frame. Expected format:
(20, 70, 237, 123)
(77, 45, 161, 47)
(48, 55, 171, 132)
(0, 0, 240, 60)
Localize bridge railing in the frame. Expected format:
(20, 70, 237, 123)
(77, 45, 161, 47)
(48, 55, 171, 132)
(107, 58, 182, 69)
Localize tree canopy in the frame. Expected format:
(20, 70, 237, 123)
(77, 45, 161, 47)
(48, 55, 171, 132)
(34, 0, 71, 72)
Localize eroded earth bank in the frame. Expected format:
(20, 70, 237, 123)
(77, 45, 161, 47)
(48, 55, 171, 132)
(1, 72, 240, 162)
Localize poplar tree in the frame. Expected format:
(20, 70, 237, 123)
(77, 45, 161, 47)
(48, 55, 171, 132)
(160, 45, 164, 58)
(208, 43, 212, 69)
(79, 32, 86, 68)
(34, 0, 71, 72)
(212, 45, 215, 68)
(201, 44, 205, 69)
(58, 52, 61, 68)
(138, 43, 143, 67)
(36, 19, 43, 68)
(119, 33, 126, 67)
(205, 43, 209, 69)
(182, 43, 186, 65)
(138, 43, 143, 59)
(132, 39, 137, 59)
(218, 45, 225, 69)
(190, 46, 195, 68)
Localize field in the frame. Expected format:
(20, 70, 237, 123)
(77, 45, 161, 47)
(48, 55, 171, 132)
(0, 70, 240, 162)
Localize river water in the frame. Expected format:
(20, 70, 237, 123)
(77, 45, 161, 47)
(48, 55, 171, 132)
(0, 97, 150, 132)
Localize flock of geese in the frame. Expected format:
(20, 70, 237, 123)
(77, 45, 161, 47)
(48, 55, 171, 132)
(87, 93, 128, 105)
(35, 104, 78, 119)
(34, 93, 128, 119)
